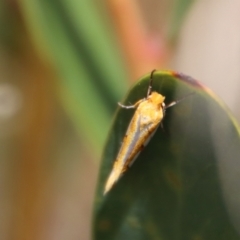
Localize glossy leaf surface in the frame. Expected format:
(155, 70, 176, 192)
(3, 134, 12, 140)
(94, 71, 240, 240)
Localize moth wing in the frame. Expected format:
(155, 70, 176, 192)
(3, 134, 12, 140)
(103, 160, 124, 195)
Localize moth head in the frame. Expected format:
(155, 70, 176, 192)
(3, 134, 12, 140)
(148, 92, 165, 107)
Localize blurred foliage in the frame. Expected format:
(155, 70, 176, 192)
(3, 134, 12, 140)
(169, 0, 195, 41)
(0, 1, 17, 49)
(94, 71, 240, 239)
(19, 0, 128, 156)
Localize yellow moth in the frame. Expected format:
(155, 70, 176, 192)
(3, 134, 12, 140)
(104, 70, 192, 195)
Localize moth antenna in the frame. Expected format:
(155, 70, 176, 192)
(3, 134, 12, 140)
(165, 92, 195, 109)
(147, 69, 156, 98)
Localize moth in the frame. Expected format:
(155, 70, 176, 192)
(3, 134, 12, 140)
(104, 70, 192, 195)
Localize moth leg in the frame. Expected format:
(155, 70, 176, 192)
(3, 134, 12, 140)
(118, 99, 144, 109)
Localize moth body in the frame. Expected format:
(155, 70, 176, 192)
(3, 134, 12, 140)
(103, 87, 165, 194)
(103, 70, 192, 195)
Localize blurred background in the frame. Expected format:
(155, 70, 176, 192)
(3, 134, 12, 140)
(0, 0, 240, 239)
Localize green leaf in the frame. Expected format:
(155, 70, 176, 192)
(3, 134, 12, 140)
(168, 0, 196, 42)
(93, 71, 240, 239)
(19, 0, 128, 156)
